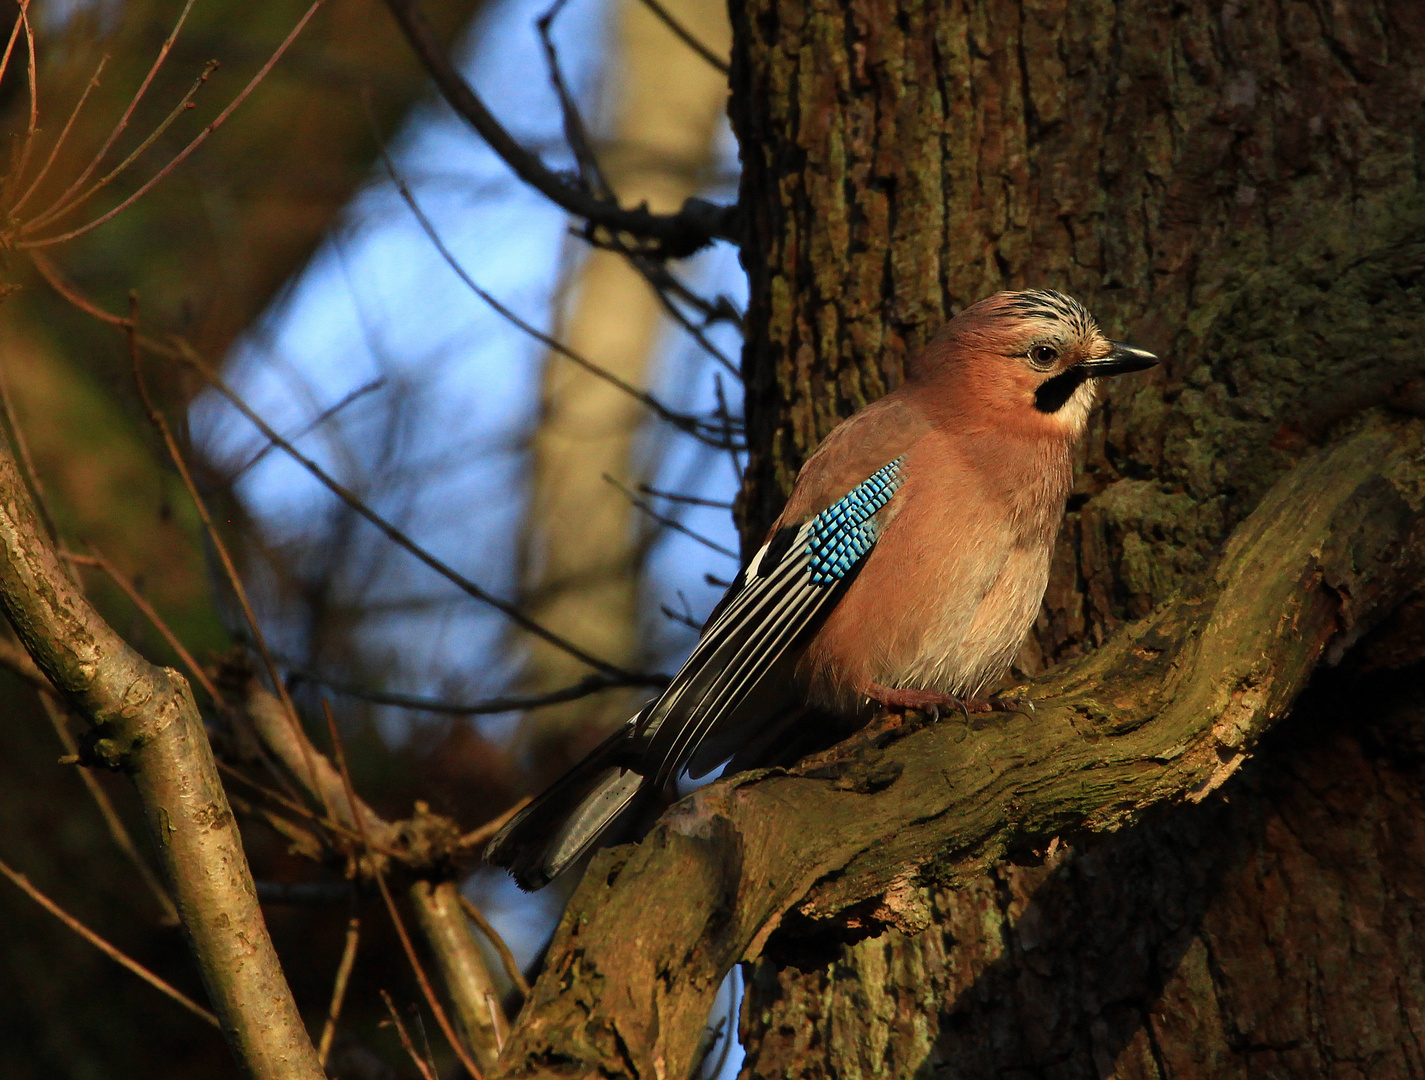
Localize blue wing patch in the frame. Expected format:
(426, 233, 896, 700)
(806, 457, 904, 585)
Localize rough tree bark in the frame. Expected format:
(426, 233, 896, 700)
(727, 0, 1425, 1077)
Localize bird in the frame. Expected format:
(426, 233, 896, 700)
(486, 289, 1159, 890)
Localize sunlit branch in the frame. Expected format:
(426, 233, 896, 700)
(318, 915, 361, 1067)
(24, 0, 198, 225)
(20, 0, 324, 249)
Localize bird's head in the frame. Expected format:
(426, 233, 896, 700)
(910, 289, 1159, 437)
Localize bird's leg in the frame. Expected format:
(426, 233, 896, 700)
(864, 684, 1036, 719)
(864, 683, 972, 721)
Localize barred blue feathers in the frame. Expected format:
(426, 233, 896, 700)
(807, 458, 904, 585)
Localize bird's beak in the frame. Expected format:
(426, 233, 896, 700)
(1080, 341, 1159, 378)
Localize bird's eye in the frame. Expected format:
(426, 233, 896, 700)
(1029, 345, 1058, 368)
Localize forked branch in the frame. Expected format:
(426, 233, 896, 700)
(380, 0, 737, 258)
(492, 415, 1425, 1079)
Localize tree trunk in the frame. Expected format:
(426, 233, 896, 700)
(729, 0, 1425, 1076)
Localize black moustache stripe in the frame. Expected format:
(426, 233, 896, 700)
(1034, 366, 1088, 414)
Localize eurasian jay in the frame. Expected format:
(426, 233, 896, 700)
(488, 289, 1158, 889)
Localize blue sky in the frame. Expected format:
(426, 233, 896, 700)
(191, 0, 746, 1069)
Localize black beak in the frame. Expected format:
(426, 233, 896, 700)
(1080, 341, 1159, 378)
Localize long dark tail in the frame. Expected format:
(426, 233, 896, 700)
(484, 721, 652, 891)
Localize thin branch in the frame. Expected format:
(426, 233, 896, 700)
(457, 893, 530, 999)
(24, 0, 198, 225)
(379, 0, 736, 258)
(27, 249, 132, 326)
(20, 0, 324, 248)
(24, 61, 221, 234)
(127, 312, 329, 815)
(534, 0, 608, 197)
(227, 377, 387, 481)
(12, 2, 37, 189)
(380, 991, 440, 1080)
(0, 6, 26, 101)
(632, 0, 730, 75)
(605, 473, 738, 558)
(0, 855, 219, 1028)
(175, 344, 641, 679)
(318, 915, 361, 1067)
(638, 483, 733, 509)
(379, 150, 741, 450)
(60, 548, 222, 704)
(39, 693, 180, 925)
(290, 669, 666, 716)
(323, 702, 486, 1079)
(10, 53, 109, 216)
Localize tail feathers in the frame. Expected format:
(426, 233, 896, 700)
(485, 725, 650, 890)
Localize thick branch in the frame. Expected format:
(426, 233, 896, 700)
(494, 415, 1425, 1078)
(380, 0, 738, 257)
(0, 442, 321, 1076)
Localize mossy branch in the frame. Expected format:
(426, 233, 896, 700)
(493, 415, 1425, 1079)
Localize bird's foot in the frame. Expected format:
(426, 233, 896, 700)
(864, 685, 1036, 720)
(865, 684, 974, 721)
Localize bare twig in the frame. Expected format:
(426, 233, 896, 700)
(128, 312, 328, 813)
(381, 991, 440, 1080)
(25, 61, 220, 232)
(318, 915, 361, 1067)
(176, 344, 642, 679)
(324, 702, 486, 1079)
(379, 149, 741, 450)
(605, 473, 737, 558)
(379, 0, 735, 257)
(638, 483, 733, 509)
(457, 893, 530, 999)
(534, 0, 608, 197)
(632, 0, 729, 75)
(12, 3, 37, 188)
(226, 377, 387, 481)
(0, 855, 219, 1028)
(21, 0, 325, 248)
(290, 669, 666, 716)
(10, 54, 108, 215)
(23, 0, 198, 225)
